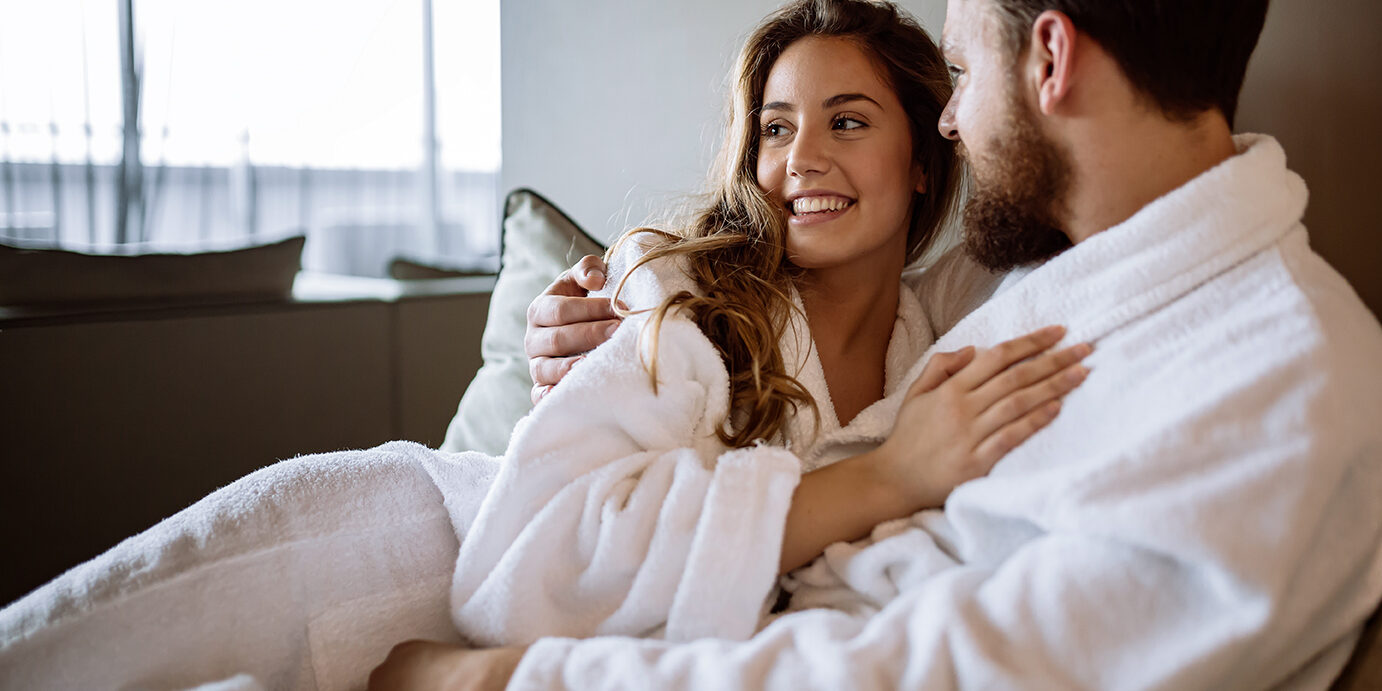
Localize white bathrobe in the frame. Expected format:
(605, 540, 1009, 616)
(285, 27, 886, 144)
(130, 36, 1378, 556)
(3, 135, 1378, 691)
(506, 136, 1382, 690)
(429, 233, 934, 646)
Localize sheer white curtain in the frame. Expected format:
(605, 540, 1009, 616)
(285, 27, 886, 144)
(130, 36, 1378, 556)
(0, 0, 500, 276)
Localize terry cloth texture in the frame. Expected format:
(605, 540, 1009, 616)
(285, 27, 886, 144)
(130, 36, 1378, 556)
(509, 136, 1382, 691)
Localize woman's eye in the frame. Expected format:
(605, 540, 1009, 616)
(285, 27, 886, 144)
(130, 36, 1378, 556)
(833, 117, 865, 131)
(761, 123, 789, 138)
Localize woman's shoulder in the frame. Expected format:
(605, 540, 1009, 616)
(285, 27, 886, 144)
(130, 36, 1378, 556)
(594, 229, 700, 310)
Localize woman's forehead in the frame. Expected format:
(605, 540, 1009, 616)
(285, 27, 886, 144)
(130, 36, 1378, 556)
(763, 36, 895, 106)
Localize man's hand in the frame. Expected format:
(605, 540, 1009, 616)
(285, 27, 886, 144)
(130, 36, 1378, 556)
(525, 254, 623, 404)
(368, 640, 526, 691)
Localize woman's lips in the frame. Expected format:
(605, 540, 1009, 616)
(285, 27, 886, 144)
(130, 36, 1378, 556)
(791, 195, 855, 215)
(789, 199, 855, 226)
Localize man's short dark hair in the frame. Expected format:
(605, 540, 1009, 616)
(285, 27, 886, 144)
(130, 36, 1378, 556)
(988, 0, 1270, 127)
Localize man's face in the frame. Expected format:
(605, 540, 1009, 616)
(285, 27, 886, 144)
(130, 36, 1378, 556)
(940, 0, 1073, 271)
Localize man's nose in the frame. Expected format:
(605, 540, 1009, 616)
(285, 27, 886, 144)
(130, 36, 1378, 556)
(938, 98, 960, 141)
(786, 131, 830, 177)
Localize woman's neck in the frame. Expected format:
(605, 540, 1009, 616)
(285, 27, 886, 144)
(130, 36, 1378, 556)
(799, 266, 901, 351)
(798, 254, 904, 426)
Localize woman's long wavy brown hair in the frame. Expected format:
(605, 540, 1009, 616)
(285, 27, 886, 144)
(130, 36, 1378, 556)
(611, 0, 961, 448)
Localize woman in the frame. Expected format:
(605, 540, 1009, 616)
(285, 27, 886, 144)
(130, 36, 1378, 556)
(390, 0, 1091, 674)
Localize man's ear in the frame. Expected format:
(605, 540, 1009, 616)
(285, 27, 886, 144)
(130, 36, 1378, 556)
(1028, 10, 1076, 115)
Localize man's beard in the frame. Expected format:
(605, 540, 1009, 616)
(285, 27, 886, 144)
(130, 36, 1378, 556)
(960, 99, 1074, 272)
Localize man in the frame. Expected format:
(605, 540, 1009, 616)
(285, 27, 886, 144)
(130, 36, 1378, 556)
(374, 0, 1382, 687)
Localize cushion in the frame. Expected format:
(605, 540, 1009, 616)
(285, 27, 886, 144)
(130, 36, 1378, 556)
(441, 189, 605, 455)
(0, 235, 304, 306)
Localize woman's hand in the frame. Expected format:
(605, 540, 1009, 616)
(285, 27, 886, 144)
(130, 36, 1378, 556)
(778, 325, 1090, 574)
(368, 641, 526, 691)
(874, 325, 1092, 510)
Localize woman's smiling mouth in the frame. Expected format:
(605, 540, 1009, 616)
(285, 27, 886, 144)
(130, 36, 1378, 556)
(789, 194, 856, 224)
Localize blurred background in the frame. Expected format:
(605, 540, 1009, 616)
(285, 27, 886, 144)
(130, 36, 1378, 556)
(1, 0, 1379, 607)
(2, 0, 1378, 306)
(0, 0, 501, 275)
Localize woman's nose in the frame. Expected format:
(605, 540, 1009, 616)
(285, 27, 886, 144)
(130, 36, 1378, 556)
(786, 131, 830, 178)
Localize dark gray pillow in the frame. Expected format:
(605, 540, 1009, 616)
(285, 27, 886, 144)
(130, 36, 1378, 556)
(0, 236, 304, 306)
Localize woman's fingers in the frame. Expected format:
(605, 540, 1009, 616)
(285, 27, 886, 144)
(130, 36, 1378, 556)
(972, 400, 1063, 467)
(971, 361, 1088, 441)
(970, 342, 1093, 413)
(908, 346, 977, 397)
(951, 325, 1067, 391)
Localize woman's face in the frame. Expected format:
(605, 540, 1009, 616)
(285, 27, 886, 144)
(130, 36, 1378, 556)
(756, 36, 924, 273)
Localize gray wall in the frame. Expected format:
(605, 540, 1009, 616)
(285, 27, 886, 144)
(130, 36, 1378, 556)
(500, 0, 946, 244)
(500, 0, 1382, 317)
(1237, 0, 1382, 317)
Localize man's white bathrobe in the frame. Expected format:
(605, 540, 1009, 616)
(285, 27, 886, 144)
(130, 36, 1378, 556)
(501, 135, 1382, 689)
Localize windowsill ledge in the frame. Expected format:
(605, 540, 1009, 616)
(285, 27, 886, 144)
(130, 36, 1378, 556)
(0, 271, 497, 328)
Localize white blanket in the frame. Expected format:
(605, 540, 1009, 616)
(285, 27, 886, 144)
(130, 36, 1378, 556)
(509, 136, 1382, 690)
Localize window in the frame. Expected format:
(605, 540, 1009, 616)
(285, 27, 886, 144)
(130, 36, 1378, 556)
(0, 0, 500, 276)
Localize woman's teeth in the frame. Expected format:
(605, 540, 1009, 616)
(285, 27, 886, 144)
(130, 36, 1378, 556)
(791, 196, 854, 215)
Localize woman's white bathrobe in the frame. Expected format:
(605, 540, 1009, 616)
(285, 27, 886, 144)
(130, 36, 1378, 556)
(430, 236, 933, 646)
(0, 228, 936, 688)
(504, 135, 1382, 689)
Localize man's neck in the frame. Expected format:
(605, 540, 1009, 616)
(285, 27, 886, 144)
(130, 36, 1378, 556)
(1062, 110, 1238, 244)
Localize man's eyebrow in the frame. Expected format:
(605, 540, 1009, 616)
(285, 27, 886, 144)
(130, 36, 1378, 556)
(941, 37, 959, 61)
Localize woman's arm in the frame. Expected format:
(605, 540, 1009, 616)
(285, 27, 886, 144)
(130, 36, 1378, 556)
(524, 256, 1092, 577)
(778, 327, 1092, 573)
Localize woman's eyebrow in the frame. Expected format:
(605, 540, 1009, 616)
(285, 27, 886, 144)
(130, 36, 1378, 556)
(823, 93, 882, 109)
(761, 93, 882, 115)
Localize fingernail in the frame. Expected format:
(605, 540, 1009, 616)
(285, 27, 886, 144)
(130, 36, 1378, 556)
(1065, 366, 1088, 383)
(1044, 325, 1066, 337)
(615, 300, 629, 311)
(1076, 343, 1094, 357)
(1047, 400, 1062, 415)
(606, 322, 620, 338)
(588, 269, 605, 282)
